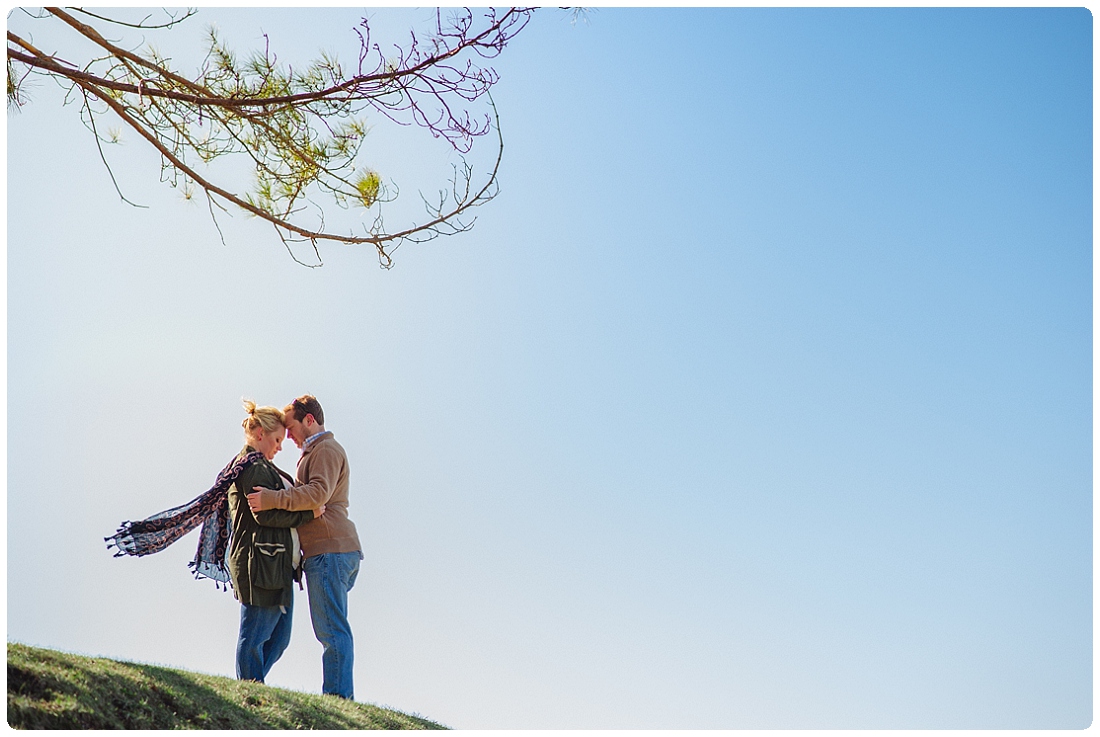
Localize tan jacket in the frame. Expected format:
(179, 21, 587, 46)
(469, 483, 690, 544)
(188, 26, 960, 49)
(256, 432, 362, 558)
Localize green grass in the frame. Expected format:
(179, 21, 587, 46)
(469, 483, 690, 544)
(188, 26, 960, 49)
(7, 642, 446, 730)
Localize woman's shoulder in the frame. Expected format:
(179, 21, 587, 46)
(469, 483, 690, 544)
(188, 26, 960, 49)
(231, 450, 272, 486)
(251, 457, 284, 485)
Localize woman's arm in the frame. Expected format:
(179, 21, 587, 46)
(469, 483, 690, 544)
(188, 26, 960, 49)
(254, 507, 319, 528)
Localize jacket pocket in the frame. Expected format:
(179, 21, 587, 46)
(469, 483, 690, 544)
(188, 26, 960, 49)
(250, 540, 289, 590)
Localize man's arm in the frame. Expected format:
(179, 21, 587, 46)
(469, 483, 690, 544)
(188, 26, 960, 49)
(254, 506, 323, 528)
(236, 461, 325, 525)
(248, 445, 342, 512)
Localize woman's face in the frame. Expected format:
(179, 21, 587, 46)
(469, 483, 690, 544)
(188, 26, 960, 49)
(252, 425, 286, 460)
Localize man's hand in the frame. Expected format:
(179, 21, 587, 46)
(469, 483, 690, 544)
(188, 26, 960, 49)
(248, 488, 274, 513)
(314, 505, 326, 519)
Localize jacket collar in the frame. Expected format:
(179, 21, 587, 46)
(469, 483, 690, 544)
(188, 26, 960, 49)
(301, 431, 333, 454)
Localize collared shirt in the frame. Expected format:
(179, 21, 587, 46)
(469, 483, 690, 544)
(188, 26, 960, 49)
(303, 430, 328, 449)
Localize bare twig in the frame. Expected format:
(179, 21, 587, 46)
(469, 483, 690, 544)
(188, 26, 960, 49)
(79, 87, 148, 208)
(69, 8, 199, 31)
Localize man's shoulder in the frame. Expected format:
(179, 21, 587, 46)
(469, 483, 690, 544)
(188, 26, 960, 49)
(312, 433, 346, 456)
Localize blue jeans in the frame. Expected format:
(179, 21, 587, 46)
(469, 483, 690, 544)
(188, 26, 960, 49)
(303, 551, 361, 699)
(236, 599, 293, 683)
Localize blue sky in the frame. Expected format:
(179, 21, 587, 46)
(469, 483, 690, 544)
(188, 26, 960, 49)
(6, 7, 1092, 729)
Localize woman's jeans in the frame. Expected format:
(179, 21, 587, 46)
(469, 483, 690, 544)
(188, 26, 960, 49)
(236, 599, 293, 683)
(303, 551, 361, 699)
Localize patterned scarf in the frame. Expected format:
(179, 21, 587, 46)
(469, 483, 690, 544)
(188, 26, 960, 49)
(105, 450, 264, 589)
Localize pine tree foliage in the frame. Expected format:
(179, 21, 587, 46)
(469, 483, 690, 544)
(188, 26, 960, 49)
(7, 7, 533, 267)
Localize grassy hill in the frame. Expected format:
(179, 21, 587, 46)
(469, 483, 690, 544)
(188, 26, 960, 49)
(8, 642, 446, 729)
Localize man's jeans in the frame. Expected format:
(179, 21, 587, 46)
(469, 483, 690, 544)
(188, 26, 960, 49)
(303, 551, 361, 699)
(236, 600, 293, 683)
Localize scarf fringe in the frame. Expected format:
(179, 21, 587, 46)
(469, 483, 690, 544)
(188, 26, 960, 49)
(107, 451, 262, 593)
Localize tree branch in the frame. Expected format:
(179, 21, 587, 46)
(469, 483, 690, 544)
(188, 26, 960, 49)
(8, 7, 530, 267)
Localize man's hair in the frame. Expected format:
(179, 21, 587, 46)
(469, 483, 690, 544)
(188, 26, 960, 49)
(285, 394, 324, 426)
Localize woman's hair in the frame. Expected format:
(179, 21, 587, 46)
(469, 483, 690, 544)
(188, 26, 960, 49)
(242, 399, 285, 438)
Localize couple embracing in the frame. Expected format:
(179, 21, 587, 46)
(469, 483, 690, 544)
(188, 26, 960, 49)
(107, 394, 362, 700)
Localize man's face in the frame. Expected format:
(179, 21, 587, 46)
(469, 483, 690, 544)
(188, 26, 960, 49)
(284, 413, 308, 449)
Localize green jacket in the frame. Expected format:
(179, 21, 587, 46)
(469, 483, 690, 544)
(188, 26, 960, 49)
(227, 447, 315, 608)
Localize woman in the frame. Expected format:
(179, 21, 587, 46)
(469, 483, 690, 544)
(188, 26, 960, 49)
(228, 400, 323, 683)
(105, 400, 323, 684)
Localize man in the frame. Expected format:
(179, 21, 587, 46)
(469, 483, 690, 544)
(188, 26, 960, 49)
(247, 394, 363, 700)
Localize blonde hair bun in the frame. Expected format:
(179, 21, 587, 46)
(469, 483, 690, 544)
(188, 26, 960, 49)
(241, 398, 284, 437)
